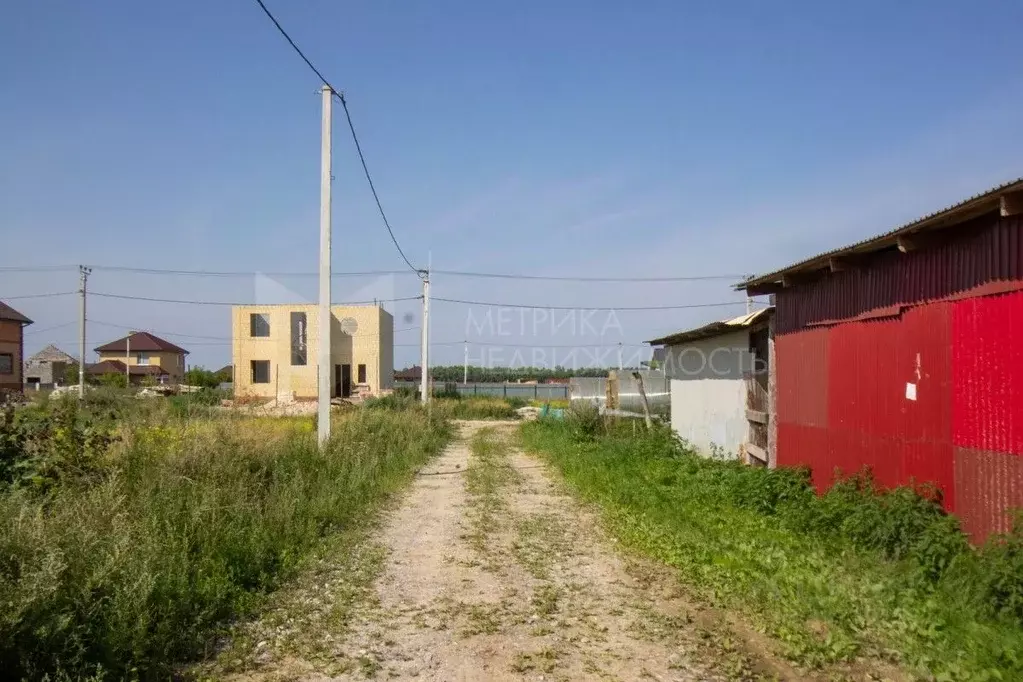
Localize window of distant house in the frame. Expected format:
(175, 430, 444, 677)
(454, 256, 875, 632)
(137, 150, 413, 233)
(290, 312, 307, 366)
(136, 352, 150, 366)
(250, 313, 271, 337)
(357, 363, 367, 384)
(251, 360, 271, 384)
(0, 353, 12, 375)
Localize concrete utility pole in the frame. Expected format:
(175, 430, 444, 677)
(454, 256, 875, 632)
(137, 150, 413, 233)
(78, 265, 91, 399)
(125, 332, 131, 387)
(617, 342, 624, 371)
(463, 340, 469, 384)
(318, 84, 333, 447)
(419, 271, 430, 404)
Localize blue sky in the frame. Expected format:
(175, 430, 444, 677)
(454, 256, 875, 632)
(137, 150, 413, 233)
(3, 0, 1022, 370)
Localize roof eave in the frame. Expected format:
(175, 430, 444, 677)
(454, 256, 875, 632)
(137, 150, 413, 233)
(737, 178, 1023, 293)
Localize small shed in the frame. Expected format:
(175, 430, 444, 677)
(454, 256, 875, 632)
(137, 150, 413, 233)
(648, 307, 773, 462)
(739, 177, 1023, 542)
(24, 344, 78, 389)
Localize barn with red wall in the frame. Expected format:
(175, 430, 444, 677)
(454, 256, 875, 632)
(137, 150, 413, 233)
(746, 180, 1023, 542)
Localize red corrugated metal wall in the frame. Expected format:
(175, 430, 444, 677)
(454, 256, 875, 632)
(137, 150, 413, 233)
(950, 291, 1023, 538)
(776, 292, 1023, 540)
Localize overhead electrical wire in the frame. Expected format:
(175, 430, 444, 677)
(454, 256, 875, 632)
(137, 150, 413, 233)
(431, 269, 746, 283)
(0, 265, 77, 273)
(2, 291, 76, 300)
(24, 320, 78, 336)
(431, 296, 750, 311)
(87, 265, 413, 278)
(3, 263, 752, 283)
(252, 0, 422, 277)
(90, 292, 423, 306)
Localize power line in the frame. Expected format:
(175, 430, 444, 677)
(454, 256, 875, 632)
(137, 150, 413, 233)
(89, 265, 414, 278)
(336, 93, 421, 276)
(0, 265, 77, 273)
(431, 296, 749, 311)
(24, 320, 78, 336)
(432, 269, 746, 283)
(4, 263, 750, 283)
(3, 291, 76, 300)
(253, 0, 336, 89)
(90, 318, 420, 342)
(251, 0, 422, 277)
(90, 292, 422, 306)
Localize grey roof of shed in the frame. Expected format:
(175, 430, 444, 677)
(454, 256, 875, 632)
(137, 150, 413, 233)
(646, 307, 773, 346)
(738, 177, 1023, 291)
(26, 345, 77, 364)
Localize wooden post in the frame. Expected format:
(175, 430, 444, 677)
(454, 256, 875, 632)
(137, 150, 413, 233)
(631, 371, 653, 429)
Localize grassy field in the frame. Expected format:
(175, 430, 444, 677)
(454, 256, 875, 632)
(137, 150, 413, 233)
(521, 416, 1023, 680)
(0, 395, 450, 680)
(365, 391, 521, 420)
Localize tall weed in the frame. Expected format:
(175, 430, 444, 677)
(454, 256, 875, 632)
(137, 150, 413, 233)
(0, 408, 449, 680)
(521, 419, 1023, 678)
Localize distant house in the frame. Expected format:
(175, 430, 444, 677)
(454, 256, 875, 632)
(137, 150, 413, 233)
(91, 332, 189, 385)
(0, 301, 33, 393)
(232, 304, 393, 400)
(647, 308, 773, 462)
(394, 366, 422, 382)
(24, 344, 78, 390)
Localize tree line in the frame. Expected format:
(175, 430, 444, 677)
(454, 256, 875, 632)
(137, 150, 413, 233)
(404, 365, 622, 383)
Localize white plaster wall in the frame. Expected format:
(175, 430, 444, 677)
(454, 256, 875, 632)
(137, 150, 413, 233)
(669, 378, 747, 459)
(662, 329, 753, 381)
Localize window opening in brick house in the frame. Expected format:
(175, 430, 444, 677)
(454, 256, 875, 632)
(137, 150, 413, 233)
(251, 360, 270, 384)
(250, 314, 271, 337)
(291, 312, 307, 366)
(0, 353, 12, 374)
(358, 363, 367, 383)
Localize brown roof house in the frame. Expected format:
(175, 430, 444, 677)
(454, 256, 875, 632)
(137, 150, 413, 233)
(89, 331, 188, 385)
(24, 344, 78, 390)
(0, 301, 33, 393)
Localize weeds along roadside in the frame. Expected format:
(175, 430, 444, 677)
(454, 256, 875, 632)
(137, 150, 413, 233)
(520, 413, 1023, 680)
(364, 388, 522, 420)
(0, 396, 451, 681)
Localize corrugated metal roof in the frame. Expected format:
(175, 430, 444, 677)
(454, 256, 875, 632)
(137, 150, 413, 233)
(646, 306, 773, 346)
(0, 301, 32, 324)
(739, 177, 1023, 291)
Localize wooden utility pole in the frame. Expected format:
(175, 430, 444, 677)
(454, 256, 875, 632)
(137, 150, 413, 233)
(318, 84, 333, 447)
(78, 265, 91, 399)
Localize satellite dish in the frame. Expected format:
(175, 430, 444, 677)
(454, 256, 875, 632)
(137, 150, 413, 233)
(340, 317, 359, 335)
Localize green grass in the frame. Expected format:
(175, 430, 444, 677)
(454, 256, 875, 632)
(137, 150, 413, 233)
(365, 392, 519, 420)
(0, 403, 450, 680)
(520, 419, 1023, 680)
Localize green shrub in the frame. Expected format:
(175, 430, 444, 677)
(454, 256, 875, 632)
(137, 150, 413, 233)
(971, 513, 1023, 623)
(564, 401, 603, 440)
(521, 419, 1023, 676)
(0, 409, 450, 680)
(0, 400, 113, 492)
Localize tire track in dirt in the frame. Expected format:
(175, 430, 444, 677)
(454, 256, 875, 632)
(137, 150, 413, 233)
(209, 420, 805, 681)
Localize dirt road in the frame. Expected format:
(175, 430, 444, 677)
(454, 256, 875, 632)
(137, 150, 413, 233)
(212, 421, 789, 681)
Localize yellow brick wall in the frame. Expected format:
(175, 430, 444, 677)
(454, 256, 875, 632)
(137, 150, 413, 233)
(231, 304, 393, 399)
(96, 349, 186, 382)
